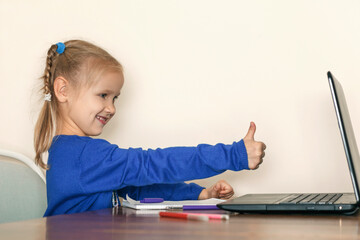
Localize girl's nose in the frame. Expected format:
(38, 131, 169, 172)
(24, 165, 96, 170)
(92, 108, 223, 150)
(105, 103, 116, 116)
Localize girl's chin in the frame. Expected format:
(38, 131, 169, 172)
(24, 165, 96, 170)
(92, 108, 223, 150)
(89, 132, 102, 136)
(85, 129, 103, 137)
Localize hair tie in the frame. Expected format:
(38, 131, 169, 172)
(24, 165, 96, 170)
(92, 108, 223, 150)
(56, 42, 65, 54)
(44, 93, 52, 102)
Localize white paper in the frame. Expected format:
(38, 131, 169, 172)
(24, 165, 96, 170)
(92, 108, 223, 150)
(122, 195, 225, 210)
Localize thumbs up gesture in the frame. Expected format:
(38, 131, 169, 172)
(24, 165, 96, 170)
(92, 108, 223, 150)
(243, 122, 266, 170)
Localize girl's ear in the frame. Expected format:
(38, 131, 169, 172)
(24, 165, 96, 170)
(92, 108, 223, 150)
(53, 77, 69, 103)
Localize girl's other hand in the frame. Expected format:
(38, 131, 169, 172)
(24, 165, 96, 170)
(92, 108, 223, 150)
(198, 180, 234, 200)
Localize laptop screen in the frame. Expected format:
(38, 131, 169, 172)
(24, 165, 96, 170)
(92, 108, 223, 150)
(328, 71, 360, 202)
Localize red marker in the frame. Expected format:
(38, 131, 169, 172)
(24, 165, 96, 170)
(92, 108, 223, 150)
(159, 212, 209, 221)
(159, 212, 229, 221)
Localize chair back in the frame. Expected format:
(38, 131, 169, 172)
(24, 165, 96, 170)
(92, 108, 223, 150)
(0, 150, 47, 223)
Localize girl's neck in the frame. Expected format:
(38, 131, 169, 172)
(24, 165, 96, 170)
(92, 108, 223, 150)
(56, 125, 87, 137)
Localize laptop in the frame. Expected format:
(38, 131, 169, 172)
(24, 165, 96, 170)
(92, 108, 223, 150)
(217, 71, 360, 214)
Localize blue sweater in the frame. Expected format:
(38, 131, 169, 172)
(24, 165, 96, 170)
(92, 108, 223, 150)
(44, 135, 249, 216)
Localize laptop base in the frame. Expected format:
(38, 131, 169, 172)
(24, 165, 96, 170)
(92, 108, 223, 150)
(217, 193, 358, 214)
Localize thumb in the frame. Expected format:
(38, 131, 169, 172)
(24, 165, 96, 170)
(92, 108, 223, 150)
(244, 122, 256, 140)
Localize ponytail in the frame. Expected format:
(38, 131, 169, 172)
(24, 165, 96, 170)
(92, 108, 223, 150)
(34, 102, 54, 169)
(34, 44, 58, 169)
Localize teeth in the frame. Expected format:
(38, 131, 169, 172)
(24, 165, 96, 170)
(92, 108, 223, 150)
(96, 116, 107, 121)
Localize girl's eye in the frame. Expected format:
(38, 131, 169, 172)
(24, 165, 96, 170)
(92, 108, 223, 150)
(113, 96, 118, 103)
(100, 94, 107, 99)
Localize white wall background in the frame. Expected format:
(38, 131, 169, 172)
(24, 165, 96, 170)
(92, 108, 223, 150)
(1, 0, 360, 197)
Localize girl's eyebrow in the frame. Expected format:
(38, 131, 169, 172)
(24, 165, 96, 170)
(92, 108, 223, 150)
(98, 89, 119, 94)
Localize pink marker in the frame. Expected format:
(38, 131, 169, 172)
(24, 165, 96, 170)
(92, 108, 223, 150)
(184, 212, 229, 220)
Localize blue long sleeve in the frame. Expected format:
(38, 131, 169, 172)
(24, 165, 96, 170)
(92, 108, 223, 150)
(79, 138, 248, 193)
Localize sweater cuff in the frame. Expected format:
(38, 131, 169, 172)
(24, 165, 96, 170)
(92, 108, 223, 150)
(237, 139, 249, 170)
(186, 183, 206, 200)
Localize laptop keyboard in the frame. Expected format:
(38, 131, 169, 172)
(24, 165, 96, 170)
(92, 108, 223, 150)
(278, 193, 343, 205)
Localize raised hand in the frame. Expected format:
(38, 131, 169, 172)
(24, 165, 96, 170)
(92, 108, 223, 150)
(243, 122, 266, 170)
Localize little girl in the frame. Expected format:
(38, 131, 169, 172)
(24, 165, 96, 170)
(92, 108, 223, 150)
(34, 40, 266, 216)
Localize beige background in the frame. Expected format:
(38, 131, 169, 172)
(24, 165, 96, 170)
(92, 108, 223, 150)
(1, 0, 360, 198)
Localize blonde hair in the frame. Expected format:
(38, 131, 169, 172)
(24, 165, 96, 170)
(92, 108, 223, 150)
(34, 40, 123, 169)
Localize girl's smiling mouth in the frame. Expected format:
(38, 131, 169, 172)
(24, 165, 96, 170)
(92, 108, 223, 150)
(96, 115, 108, 125)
